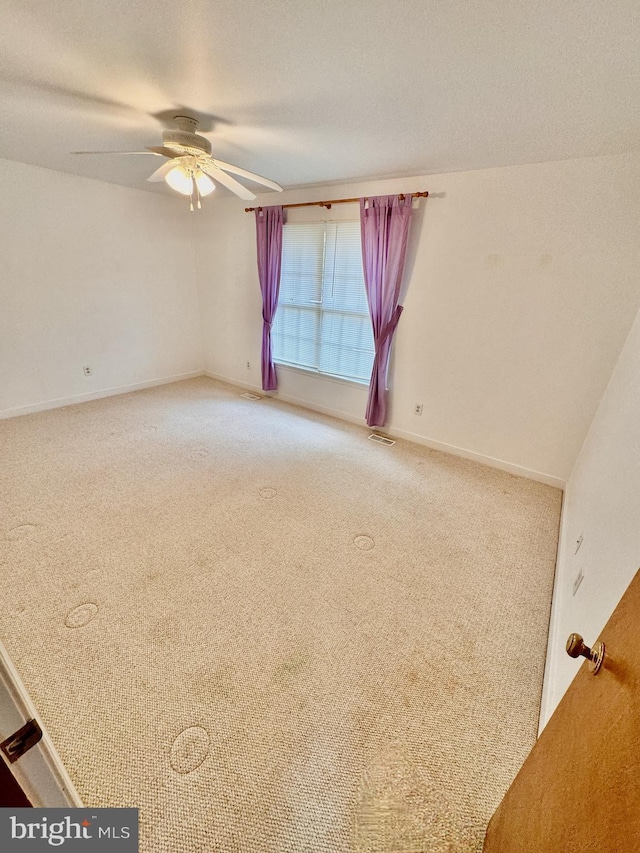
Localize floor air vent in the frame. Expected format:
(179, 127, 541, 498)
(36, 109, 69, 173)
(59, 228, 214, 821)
(368, 433, 395, 446)
(240, 392, 262, 401)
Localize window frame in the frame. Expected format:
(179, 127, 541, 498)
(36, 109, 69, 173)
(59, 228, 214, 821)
(272, 219, 374, 386)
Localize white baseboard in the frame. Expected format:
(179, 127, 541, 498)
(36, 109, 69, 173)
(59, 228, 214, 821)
(204, 370, 369, 428)
(382, 425, 565, 490)
(203, 370, 566, 490)
(0, 371, 205, 420)
(537, 489, 568, 734)
(203, 370, 265, 395)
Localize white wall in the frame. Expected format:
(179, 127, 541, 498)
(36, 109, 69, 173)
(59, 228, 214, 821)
(540, 300, 640, 727)
(195, 152, 640, 485)
(0, 159, 203, 417)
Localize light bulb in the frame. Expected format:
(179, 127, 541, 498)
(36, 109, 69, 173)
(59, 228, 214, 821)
(165, 166, 194, 196)
(195, 172, 215, 196)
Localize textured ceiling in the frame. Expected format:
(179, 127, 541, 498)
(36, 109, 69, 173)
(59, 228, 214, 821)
(1, 1, 639, 198)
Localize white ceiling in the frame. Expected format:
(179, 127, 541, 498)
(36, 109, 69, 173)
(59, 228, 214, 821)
(1, 1, 639, 198)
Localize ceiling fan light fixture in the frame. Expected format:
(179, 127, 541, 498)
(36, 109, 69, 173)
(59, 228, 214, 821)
(165, 165, 194, 196)
(74, 115, 282, 204)
(195, 171, 215, 196)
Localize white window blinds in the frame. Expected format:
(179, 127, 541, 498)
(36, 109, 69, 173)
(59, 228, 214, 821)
(272, 221, 375, 383)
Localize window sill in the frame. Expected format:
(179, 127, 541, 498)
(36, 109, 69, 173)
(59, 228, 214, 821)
(274, 361, 370, 389)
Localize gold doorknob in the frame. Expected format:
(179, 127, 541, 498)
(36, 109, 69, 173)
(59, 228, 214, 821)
(566, 633, 605, 674)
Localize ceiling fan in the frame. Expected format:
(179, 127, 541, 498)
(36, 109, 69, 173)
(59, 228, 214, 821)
(73, 115, 283, 209)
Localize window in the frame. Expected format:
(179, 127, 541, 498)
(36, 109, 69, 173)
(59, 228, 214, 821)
(272, 221, 374, 384)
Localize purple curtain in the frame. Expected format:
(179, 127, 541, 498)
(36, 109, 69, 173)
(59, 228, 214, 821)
(360, 194, 413, 426)
(255, 205, 284, 391)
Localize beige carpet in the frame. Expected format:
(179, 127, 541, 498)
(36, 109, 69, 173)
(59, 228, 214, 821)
(0, 377, 561, 852)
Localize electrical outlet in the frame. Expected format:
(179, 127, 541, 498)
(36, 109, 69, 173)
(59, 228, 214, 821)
(246, 361, 251, 370)
(575, 533, 583, 554)
(572, 568, 585, 596)
(414, 403, 423, 416)
(83, 365, 92, 376)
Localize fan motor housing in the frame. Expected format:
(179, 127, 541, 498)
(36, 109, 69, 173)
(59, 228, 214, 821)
(162, 129, 212, 156)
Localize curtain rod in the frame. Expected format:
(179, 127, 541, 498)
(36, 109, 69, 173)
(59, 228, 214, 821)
(244, 191, 428, 213)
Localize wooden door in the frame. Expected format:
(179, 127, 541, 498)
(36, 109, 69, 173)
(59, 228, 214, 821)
(483, 569, 640, 852)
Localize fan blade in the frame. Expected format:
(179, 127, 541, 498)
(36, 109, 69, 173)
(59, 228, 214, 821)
(147, 160, 181, 182)
(201, 164, 257, 200)
(211, 159, 283, 192)
(71, 150, 160, 155)
(146, 146, 184, 159)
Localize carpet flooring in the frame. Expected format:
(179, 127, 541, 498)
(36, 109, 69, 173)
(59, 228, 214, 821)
(0, 377, 562, 852)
